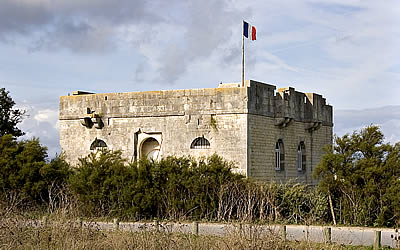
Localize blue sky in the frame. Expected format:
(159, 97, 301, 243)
(0, 0, 399, 158)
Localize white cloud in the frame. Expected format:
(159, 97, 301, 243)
(18, 105, 60, 159)
(33, 109, 58, 125)
(335, 106, 400, 144)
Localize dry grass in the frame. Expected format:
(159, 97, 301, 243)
(0, 213, 369, 250)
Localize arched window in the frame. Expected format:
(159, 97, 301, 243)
(297, 142, 306, 172)
(275, 139, 284, 171)
(90, 138, 107, 150)
(190, 136, 210, 149)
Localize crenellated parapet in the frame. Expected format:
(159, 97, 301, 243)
(245, 80, 333, 130)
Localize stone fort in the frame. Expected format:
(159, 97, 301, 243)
(59, 80, 333, 184)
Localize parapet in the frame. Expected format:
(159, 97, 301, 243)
(59, 85, 249, 120)
(60, 80, 333, 128)
(246, 80, 332, 127)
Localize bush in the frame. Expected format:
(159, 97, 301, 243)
(69, 150, 138, 217)
(152, 154, 241, 220)
(69, 152, 242, 220)
(0, 135, 70, 210)
(5, 125, 399, 227)
(69, 150, 329, 224)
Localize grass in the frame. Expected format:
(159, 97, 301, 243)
(0, 213, 382, 250)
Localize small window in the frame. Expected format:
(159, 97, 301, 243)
(190, 136, 210, 149)
(275, 139, 285, 171)
(90, 138, 107, 150)
(297, 142, 306, 172)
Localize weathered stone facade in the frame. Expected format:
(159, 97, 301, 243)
(59, 80, 333, 184)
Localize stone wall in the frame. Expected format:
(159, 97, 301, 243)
(247, 115, 332, 184)
(59, 86, 249, 174)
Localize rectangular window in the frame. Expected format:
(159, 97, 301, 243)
(298, 142, 306, 172)
(297, 149, 303, 171)
(275, 139, 284, 171)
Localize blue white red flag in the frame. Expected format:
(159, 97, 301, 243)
(243, 21, 256, 40)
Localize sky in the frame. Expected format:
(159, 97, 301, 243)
(0, 0, 399, 159)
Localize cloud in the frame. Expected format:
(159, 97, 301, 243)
(17, 106, 60, 159)
(153, 0, 243, 83)
(3, 0, 398, 88)
(245, 0, 400, 109)
(0, 0, 53, 40)
(29, 20, 116, 54)
(33, 109, 58, 125)
(0, 0, 161, 52)
(334, 106, 400, 144)
(0, 0, 247, 83)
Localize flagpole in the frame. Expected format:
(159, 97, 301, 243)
(242, 21, 245, 87)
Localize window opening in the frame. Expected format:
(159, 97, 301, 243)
(190, 136, 210, 149)
(297, 141, 306, 172)
(275, 139, 284, 171)
(90, 138, 107, 150)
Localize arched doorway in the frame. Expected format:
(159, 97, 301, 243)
(141, 137, 160, 160)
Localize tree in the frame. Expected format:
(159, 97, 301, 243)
(314, 125, 400, 226)
(0, 88, 25, 137)
(0, 135, 70, 206)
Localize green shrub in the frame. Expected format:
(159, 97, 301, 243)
(152, 154, 242, 220)
(4, 125, 399, 227)
(69, 150, 138, 217)
(0, 135, 70, 209)
(314, 125, 400, 227)
(69, 152, 242, 220)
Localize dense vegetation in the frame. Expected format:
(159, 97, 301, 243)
(69, 152, 241, 220)
(0, 135, 70, 209)
(1, 88, 400, 227)
(314, 125, 400, 227)
(2, 129, 399, 227)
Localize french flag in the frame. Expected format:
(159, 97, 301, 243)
(243, 21, 256, 41)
